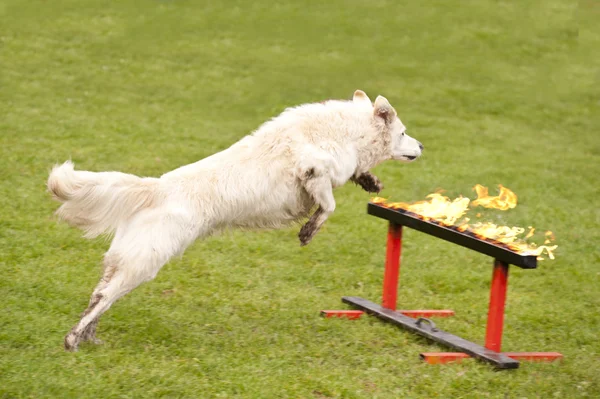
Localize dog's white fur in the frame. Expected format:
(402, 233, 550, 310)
(48, 90, 422, 350)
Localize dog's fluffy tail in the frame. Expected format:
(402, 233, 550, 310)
(48, 161, 162, 238)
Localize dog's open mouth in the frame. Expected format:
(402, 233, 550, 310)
(398, 155, 418, 162)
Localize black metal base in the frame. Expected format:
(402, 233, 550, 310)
(342, 296, 520, 369)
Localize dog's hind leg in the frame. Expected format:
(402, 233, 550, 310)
(80, 318, 100, 343)
(64, 207, 198, 351)
(79, 256, 119, 344)
(298, 173, 336, 246)
(64, 268, 141, 351)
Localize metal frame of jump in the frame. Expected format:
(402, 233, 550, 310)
(321, 203, 562, 369)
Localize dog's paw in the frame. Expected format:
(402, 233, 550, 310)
(64, 332, 80, 352)
(298, 223, 316, 246)
(354, 173, 384, 194)
(371, 177, 384, 194)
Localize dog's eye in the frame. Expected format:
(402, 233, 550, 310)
(402, 131, 405, 136)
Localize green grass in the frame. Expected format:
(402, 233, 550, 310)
(1, 0, 599, 397)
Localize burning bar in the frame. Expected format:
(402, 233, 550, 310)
(367, 203, 537, 269)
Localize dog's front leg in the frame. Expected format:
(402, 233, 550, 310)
(299, 174, 335, 246)
(351, 171, 384, 194)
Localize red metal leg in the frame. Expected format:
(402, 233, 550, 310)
(502, 352, 563, 362)
(421, 352, 470, 364)
(321, 309, 454, 320)
(399, 310, 455, 318)
(421, 259, 561, 366)
(485, 259, 509, 352)
(382, 223, 402, 310)
(322, 221, 452, 320)
(320, 310, 364, 319)
(421, 352, 563, 364)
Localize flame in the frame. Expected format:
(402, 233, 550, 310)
(373, 193, 469, 226)
(373, 185, 557, 260)
(471, 184, 517, 210)
(524, 227, 535, 239)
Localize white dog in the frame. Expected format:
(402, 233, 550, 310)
(48, 90, 423, 350)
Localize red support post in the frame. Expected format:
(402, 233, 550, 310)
(485, 259, 509, 352)
(420, 352, 470, 364)
(399, 310, 455, 318)
(320, 310, 364, 319)
(421, 352, 564, 364)
(382, 223, 403, 310)
(420, 259, 561, 366)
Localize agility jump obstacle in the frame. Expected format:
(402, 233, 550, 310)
(321, 202, 562, 369)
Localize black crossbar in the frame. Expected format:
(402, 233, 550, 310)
(367, 203, 537, 269)
(342, 296, 520, 369)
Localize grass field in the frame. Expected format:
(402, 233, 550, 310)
(1, 0, 599, 397)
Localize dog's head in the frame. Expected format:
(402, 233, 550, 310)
(353, 90, 423, 163)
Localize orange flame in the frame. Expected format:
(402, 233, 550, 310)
(373, 185, 557, 260)
(471, 184, 517, 210)
(524, 227, 535, 239)
(373, 193, 469, 226)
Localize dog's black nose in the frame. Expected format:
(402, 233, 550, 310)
(418, 141, 424, 151)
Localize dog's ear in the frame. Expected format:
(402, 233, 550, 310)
(373, 95, 397, 125)
(353, 90, 372, 107)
